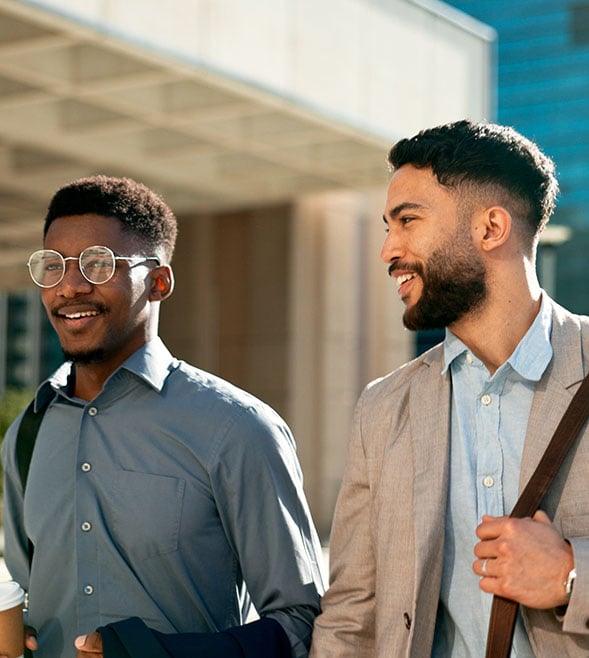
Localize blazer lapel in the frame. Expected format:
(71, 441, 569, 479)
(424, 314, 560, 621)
(410, 351, 452, 605)
(520, 305, 587, 490)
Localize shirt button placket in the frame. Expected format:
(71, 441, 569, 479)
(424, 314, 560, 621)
(80, 405, 98, 616)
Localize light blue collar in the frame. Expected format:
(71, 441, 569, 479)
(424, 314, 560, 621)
(442, 293, 553, 381)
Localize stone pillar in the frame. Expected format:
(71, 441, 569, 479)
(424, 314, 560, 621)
(289, 188, 412, 539)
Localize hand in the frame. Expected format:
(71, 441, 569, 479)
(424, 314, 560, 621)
(473, 510, 574, 609)
(25, 625, 38, 651)
(75, 632, 103, 657)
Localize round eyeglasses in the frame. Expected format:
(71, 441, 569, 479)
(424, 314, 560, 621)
(27, 245, 161, 288)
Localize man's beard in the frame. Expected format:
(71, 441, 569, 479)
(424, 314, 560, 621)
(402, 233, 487, 331)
(63, 348, 106, 365)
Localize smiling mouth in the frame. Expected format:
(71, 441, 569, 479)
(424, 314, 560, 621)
(64, 310, 99, 319)
(395, 273, 417, 289)
(56, 308, 102, 320)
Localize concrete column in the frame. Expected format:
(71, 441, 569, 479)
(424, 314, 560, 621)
(161, 213, 220, 374)
(289, 188, 412, 539)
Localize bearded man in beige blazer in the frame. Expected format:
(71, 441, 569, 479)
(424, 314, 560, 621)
(310, 120, 589, 657)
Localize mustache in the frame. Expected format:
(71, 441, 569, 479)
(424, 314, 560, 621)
(387, 261, 423, 277)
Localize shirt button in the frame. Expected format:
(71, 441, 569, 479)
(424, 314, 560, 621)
(466, 353, 473, 364)
(83, 585, 94, 595)
(81, 521, 92, 532)
(81, 462, 92, 473)
(481, 394, 492, 406)
(483, 476, 495, 488)
(88, 407, 98, 416)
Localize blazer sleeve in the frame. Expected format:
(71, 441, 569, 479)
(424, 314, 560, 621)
(560, 537, 589, 634)
(310, 394, 377, 657)
(98, 616, 292, 658)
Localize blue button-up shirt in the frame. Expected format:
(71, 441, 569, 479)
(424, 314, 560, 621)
(432, 296, 553, 657)
(2, 338, 325, 658)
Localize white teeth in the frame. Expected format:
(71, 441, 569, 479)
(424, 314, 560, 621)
(396, 273, 415, 287)
(64, 310, 99, 319)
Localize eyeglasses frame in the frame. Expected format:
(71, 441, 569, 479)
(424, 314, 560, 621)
(27, 245, 161, 288)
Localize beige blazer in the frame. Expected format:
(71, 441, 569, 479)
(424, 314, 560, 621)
(311, 300, 589, 657)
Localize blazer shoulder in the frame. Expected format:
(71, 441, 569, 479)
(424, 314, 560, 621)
(549, 300, 589, 375)
(360, 342, 445, 406)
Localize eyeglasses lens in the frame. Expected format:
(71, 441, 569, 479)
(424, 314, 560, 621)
(29, 251, 63, 288)
(80, 247, 115, 284)
(28, 246, 117, 287)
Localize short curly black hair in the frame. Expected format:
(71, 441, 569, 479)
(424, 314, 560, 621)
(44, 175, 178, 262)
(388, 119, 559, 241)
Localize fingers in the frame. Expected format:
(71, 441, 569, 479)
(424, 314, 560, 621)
(25, 636, 39, 650)
(25, 627, 38, 651)
(476, 514, 508, 540)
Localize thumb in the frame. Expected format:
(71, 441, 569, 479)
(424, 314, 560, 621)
(75, 631, 103, 652)
(533, 509, 552, 525)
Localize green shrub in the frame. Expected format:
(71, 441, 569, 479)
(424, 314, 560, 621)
(0, 388, 34, 512)
(0, 389, 33, 440)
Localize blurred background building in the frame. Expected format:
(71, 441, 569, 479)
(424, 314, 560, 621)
(445, 0, 589, 314)
(0, 0, 495, 538)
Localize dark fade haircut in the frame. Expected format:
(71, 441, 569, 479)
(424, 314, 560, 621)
(388, 119, 559, 242)
(44, 175, 178, 262)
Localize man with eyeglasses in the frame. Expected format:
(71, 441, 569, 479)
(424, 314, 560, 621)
(1, 175, 325, 658)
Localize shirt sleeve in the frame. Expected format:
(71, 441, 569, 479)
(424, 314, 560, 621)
(1, 412, 32, 593)
(208, 402, 326, 658)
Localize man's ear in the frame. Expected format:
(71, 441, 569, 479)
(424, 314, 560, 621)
(477, 206, 512, 252)
(148, 265, 174, 301)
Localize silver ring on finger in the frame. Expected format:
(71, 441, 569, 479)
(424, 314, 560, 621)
(481, 558, 488, 576)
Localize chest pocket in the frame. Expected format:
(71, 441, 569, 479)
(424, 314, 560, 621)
(110, 470, 185, 560)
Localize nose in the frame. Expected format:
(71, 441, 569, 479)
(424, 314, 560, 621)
(380, 229, 402, 264)
(55, 259, 93, 296)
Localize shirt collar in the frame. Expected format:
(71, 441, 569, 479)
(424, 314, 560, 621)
(442, 294, 553, 381)
(35, 337, 177, 407)
(117, 337, 178, 392)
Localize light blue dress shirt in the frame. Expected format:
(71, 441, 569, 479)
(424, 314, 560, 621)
(432, 295, 553, 657)
(2, 337, 326, 658)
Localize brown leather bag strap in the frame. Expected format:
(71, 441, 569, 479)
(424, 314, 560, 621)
(485, 372, 589, 658)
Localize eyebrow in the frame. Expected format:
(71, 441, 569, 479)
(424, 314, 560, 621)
(384, 202, 428, 222)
